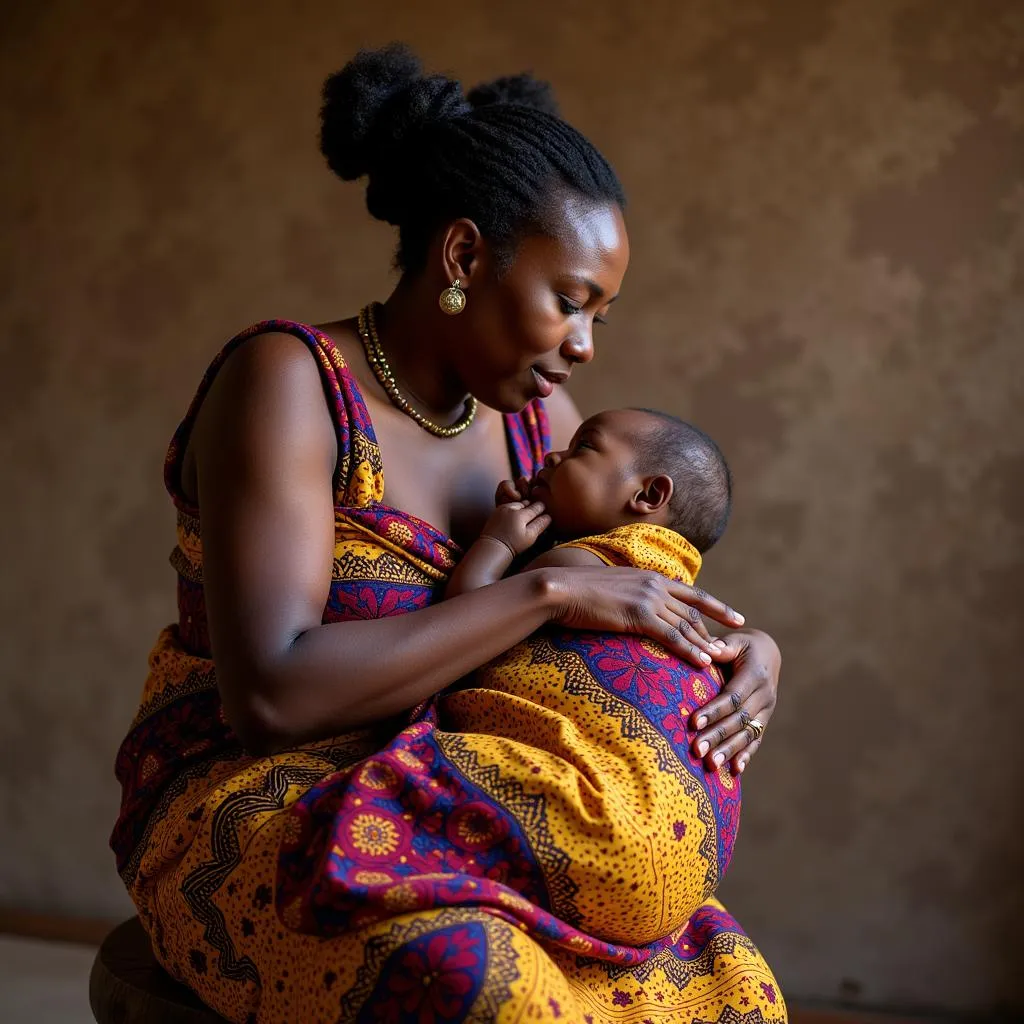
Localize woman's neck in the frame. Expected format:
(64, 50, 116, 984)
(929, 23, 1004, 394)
(374, 277, 471, 422)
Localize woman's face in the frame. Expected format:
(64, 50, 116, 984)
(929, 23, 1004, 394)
(452, 196, 630, 412)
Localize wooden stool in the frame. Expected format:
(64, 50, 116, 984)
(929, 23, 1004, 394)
(89, 917, 228, 1024)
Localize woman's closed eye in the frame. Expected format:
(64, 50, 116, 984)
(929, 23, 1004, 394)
(557, 294, 610, 327)
(561, 296, 606, 331)
(557, 294, 584, 316)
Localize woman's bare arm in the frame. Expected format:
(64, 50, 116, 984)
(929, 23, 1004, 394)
(192, 335, 559, 753)
(523, 546, 605, 571)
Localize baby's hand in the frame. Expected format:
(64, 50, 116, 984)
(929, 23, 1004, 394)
(494, 476, 534, 505)
(480, 500, 552, 559)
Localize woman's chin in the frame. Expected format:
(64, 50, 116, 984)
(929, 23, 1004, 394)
(474, 382, 536, 415)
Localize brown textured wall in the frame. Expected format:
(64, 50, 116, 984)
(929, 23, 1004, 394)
(1, 0, 1021, 1012)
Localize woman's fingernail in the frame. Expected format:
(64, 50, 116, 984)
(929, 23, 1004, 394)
(713, 752, 725, 766)
(699, 652, 711, 663)
(714, 639, 728, 647)
(734, 613, 745, 625)
(739, 758, 748, 773)
(695, 716, 708, 730)
(697, 741, 709, 757)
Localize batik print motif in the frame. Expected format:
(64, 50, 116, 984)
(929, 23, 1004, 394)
(111, 321, 785, 1023)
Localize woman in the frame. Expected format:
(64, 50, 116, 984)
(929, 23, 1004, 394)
(112, 45, 785, 1022)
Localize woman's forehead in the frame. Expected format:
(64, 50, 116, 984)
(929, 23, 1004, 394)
(562, 198, 628, 258)
(514, 198, 628, 280)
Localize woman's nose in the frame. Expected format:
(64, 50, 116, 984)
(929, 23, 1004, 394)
(544, 450, 564, 469)
(561, 327, 594, 365)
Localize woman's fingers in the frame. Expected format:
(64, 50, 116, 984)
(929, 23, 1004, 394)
(694, 671, 753, 729)
(662, 599, 721, 658)
(628, 602, 709, 667)
(654, 612, 714, 667)
(732, 736, 762, 775)
(691, 671, 776, 736)
(689, 642, 765, 731)
(693, 696, 773, 769)
(668, 581, 744, 630)
(706, 633, 744, 660)
(634, 579, 732, 666)
(688, 609, 714, 644)
(669, 598, 715, 644)
(691, 629, 781, 773)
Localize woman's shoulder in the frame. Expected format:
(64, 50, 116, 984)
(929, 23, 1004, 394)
(197, 326, 336, 428)
(169, 321, 355, 507)
(197, 317, 370, 409)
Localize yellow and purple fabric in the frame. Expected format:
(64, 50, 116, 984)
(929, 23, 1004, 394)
(111, 322, 785, 1023)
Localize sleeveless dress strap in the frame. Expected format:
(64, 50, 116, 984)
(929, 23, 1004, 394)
(163, 320, 383, 511)
(503, 398, 550, 480)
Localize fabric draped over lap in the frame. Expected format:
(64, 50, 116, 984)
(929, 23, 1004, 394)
(111, 321, 786, 1023)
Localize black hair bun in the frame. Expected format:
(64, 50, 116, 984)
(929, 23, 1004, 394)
(319, 43, 469, 185)
(467, 73, 559, 116)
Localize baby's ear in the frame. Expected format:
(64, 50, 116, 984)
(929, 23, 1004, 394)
(631, 474, 674, 517)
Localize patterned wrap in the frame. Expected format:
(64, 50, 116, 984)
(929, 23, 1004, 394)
(111, 321, 785, 1023)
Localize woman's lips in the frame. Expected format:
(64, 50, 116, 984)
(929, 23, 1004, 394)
(531, 367, 554, 398)
(531, 366, 568, 398)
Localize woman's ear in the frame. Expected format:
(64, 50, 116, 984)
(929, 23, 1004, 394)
(630, 474, 674, 517)
(440, 218, 484, 285)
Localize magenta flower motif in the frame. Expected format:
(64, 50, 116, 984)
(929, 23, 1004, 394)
(382, 927, 483, 1020)
(661, 701, 693, 745)
(673, 821, 687, 841)
(761, 981, 777, 1004)
(611, 988, 633, 1006)
(548, 997, 562, 1017)
(594, 639, 673, 706)
(333, 585, 422, 620)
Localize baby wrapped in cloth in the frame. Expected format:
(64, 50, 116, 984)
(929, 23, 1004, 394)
(432, 407, 782, 1017)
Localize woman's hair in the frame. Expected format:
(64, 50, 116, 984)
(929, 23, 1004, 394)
(319, 43, 625, 273)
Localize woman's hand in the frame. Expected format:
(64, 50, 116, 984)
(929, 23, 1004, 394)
(690, 629, 781, 775)
(540, 566, 745, 669)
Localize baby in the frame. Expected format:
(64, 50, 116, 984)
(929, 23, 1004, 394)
(437, 408, 743, 946)
(447, 407, 731, 597)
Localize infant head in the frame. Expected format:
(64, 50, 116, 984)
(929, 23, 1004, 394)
(531, 408, 731, 553)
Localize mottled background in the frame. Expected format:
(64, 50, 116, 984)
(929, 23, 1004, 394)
(1, 0, 1021, 1015)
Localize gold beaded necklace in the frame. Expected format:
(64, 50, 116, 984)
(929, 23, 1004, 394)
(357, 302, 478, 438)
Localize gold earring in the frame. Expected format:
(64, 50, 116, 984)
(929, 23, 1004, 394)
(439, 278, 466, 315)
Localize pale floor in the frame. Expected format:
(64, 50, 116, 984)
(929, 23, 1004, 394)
(0, 935, 96, 1024)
